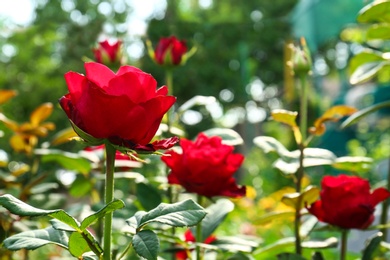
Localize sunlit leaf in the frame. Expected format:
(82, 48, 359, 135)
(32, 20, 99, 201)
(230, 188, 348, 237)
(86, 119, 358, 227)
(253, 211, 295, 225)
(3, 226, 69, 251)
(212, 235, 260, 253)
(36, 148, 92, 174)
(51, 127, 78, 145)
(0, 90, 17, 105)
(341, 100, 390, 128)
(367, 24, 390, 40)
(69, 232, 92, 257)
(203, 128, 244, 146)
(177, 95, 216, 112)
(309, 105, 357, 135)
(271, 110, 302, 144)
(301, 237, 338, 249)
(348, 50, 384, 77)
(132, 230, 159, 260)
(0, 113, 19, 132)
(300, 216, 318, 238)
(254, 237, 295, 256)
(340, 25, 367, 44)
(358, 0, 390, 23)
(350, 61, 388, 85)
(10, 134, 30, 153)
(332, 156, 373, 173)
(281, 186, 320, 210)
(253, 136, 291, 159)
(30, 102, 53, 126)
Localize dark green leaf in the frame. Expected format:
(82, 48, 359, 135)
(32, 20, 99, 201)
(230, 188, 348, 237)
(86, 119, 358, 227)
(341, 100, 390, 128)
(136, 199, 206, 229)
(80, 199, 125, 230)
(136, 182, 162, 211)
(311, 252, 325, 260)
(3, 226, 69, 251)
(362, 232, 382, 260)
(69, 174, 93, 197)
(132, 230, 159, 260)
(0, 194, 80, 231)
(277, 253, 307, 260)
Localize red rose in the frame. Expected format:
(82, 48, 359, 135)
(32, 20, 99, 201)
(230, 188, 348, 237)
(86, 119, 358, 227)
(154, 36, 187, 66)
(176, 230, 216, 260)
(59, 62, 177, 152)
(162, 133, 246, 198)
(92, 39, 122, 65)
(307, 174, 390, 229)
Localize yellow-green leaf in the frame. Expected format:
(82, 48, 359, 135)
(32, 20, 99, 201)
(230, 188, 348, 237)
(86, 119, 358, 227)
(51, 127, 78, 146)
(309, 105, 357, 136)
(358, 0, 390, 24)
(30, 103, 53, 126)
(281, 186, 320, 210)
(0, 90, 17, 105)
(271, 109, 298, 128)
(253, 211, 295, 225)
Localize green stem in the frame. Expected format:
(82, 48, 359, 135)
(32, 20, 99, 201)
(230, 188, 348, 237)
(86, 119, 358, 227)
(294, 74, 309, 255)
(165, 68, 174, 130)
(103, 144, 116, 260)
(380, 156, 390, 241)
(340, 229, 348, 260)
(196, 195, 203, 260)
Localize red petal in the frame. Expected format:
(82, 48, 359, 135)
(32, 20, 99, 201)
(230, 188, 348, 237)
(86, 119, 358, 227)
(370, 187, 390, 206)
(116, 65, 144, 76)
(64, 72, 88, 105)
(307, 201, 325, 222)
(84, 62, 115, 87)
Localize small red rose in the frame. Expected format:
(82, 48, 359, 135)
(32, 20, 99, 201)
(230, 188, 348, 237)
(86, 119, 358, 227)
(92, 39, 122, 65)
(154, 36, 187, 66)
(307, 174, 390, 229)
(162, 133, 246, 198)
(176, 230, 216, 260)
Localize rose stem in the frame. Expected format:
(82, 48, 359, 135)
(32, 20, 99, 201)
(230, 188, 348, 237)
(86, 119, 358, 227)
(340, 229, 348, 260)
(103, 143, 116, 260)
(196, 195, 203, 260)
(295, 74, 308, 255)
(165, 68, 174, 130)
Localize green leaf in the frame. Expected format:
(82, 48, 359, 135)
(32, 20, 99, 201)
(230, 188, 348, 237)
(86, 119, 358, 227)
(367, 24, 390, 40)
(69, 120, 105, 146)
(341, 100, 390, 128)
(254, 237, 295, 256)
(332, 156, 373, 173)
(212, 235, 261, 253)
(0, 194, 80, 231)
(227, 252, 255, 260)
(349, 61, 388, 85)
(253, 211, 295, 225)
(3, 226, 69, 251)
(301, 237, 338, 249)
(277, 253, 307, 260)
(358, 0, 390, 23)
(136, 182, 162, 211)
(362, 232, 382, 260)
(80, 199, 125, 230)
(36, 148, 92, 174)
(348, 50, 384, 77)
(203, 128, 244, 146)
(69, 232, 92, 257)
(135, 199, 207, 229)
(132, 230, 159, 260)
(253, 136, 292, 159)
(69, 175, 93, 197)
(194, 199, 234, 241)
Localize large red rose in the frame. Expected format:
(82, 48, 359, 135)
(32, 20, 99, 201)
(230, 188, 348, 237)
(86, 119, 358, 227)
(154, 36, 187, 66)
(161, 133, 246, 198)
(92, 39, 122, 65)
(59, 62, 177, 151)
(307, 174, 390, 229)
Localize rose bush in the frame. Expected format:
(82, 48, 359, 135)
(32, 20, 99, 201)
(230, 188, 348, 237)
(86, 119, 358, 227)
(307, 174, 390, 229)
(92, 39, 122, 65)
(154, 36, 187, 66)
(162, 133, 246, 198)
(59, 62, 177, 151)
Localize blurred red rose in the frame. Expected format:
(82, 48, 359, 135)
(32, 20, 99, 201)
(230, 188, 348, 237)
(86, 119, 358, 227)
(92, 39, 122, 65)
(154, 36, 187, 66)
(176, 230, 216, 260)
(59, 62, 177, 152)
(161, 133, 246, 198)
(307, 174, 390, 229)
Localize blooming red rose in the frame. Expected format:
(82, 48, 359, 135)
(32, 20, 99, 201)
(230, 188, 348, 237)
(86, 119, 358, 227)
(92, 39, 122, 65)
(59, 62, 177, 152)
(307, 174, 390, 229)
(154, 36, 187, 66)
(161, 133, 246, 198)
(176, 230, 216, 260)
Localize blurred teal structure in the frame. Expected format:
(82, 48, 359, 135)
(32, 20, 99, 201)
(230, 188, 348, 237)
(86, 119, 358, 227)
(290, 0, 366, 51)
